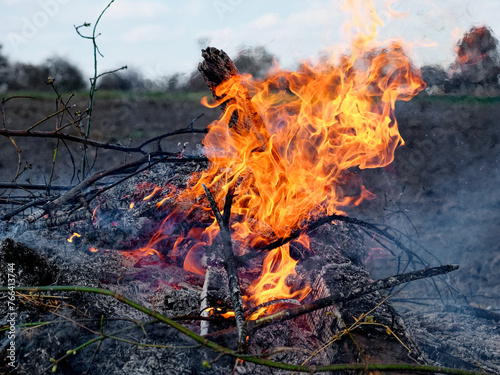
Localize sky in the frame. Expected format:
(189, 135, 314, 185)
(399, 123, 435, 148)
(1, 0, 500, 82)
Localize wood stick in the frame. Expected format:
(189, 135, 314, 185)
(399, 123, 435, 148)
(247, 264, 459, 331)
(237, 213, 422, 265)
(0, 127, 207, 155)
(202, 183, 246, 346)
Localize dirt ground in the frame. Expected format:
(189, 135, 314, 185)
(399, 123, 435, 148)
(1, 91, 499, 314)
(357, 95, 500, 311)
(0, 92, 220, 185)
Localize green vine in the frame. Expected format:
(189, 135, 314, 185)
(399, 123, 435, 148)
(1, 285, 494, 375)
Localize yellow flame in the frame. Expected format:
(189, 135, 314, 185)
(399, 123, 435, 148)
(67, 233, 81, 243)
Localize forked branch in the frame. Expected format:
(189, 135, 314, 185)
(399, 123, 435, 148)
(202, 184, 246, 346)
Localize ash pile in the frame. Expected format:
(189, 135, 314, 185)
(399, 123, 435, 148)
(0, 159, 497, 374)
(0, 161, 409, 374)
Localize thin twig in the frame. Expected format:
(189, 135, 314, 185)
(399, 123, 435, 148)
(0, 127, 208, 155)
(237, 213, 423, 266)
(74, 0, 116, 179)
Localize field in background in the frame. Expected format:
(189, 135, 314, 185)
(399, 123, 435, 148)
(0, 90, 219, 185)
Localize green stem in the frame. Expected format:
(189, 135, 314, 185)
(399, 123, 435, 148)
(80, 0, 115, 179)
(1, 286, 494, 375)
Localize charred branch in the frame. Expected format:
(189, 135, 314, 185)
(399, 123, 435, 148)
(202, 183, 246, 345)
(198, 46, 287, 174)
(0, 127, 208, 155)
(8, 153, 205, 224)
(237, 213, 424, 266)
(249, 264, 459, 332)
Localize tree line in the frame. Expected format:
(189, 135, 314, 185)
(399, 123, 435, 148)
(0, 45, 275, 94)
(1, 26, 500, 95)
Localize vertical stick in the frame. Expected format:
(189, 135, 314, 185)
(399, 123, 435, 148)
(202, 184, 246, 346)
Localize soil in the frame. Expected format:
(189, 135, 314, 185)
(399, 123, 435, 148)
(0, 92, 220, 185)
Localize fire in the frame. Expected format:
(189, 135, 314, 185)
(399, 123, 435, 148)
(206, 307, 235, 319)
(143, 187, 163, 201)
(244, 245, 308, 318)
(89, 247, 99, 253)
(131, 1, 425, 317)
(67, 233, 81, 243)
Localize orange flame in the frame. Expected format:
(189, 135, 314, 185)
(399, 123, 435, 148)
(131, 1, 425, 317)
(89, 247, 99, 253)
(206, 307, 235, 319)
(143, 187, 163, 201)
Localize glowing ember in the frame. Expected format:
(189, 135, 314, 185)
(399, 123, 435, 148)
(92, 204, 100, 220)
(129, 202, 135, 210)
(89, 247, 99, 253)
(130, 0, 425, 317)
(67, 233, 81, 243)
(206, 307, 236, 319)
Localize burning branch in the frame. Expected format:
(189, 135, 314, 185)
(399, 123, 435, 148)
(202, 183, 246, 346)
(198, 46, 287, 173)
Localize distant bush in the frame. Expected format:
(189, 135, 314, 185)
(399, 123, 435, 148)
(421, 65, 448, 87)
(0, 45, 8, 93)
(44, 57, 86, 91)
(5, 62, 50, 91)
(233, 45, 276, 79)
(0, 47, 85, 92)
(446, 26, 500, 93)
(97, 68, 145, 91)
(420, 26, 500, 95)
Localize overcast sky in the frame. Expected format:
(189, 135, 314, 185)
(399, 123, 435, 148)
(1, 0, 499, 82)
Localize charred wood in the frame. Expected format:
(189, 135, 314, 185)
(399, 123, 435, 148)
(249, 264, 458, 331)
(202, 184, 246, 345)
(198, 46, 287, 174)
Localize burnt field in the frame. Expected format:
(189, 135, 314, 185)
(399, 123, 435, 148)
(1, 91, 498, 310)
(0, 90, 499, 373)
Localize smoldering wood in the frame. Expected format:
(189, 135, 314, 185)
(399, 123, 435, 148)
(38, 208, 94, 228)
(201, 184, 246, 345)
(248, 264, 459, 332)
